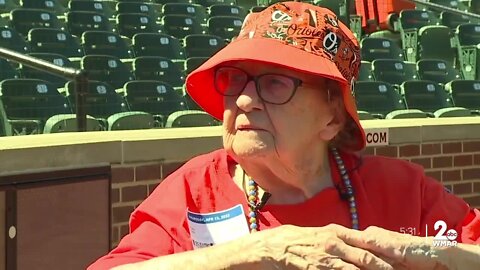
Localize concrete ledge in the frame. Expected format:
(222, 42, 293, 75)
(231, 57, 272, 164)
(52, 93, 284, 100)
(0, 118, 479, 174)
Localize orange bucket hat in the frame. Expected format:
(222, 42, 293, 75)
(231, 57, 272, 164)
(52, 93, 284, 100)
(186, 1, 366, 151)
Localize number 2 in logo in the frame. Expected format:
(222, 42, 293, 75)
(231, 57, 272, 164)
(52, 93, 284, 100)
(431, 220, 458, 247)
(434, 220, 458, 241)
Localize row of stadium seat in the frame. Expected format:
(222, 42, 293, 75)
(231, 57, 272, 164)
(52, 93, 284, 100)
(0, 8, 244, 40)
(354, 80, 480, 120)
(0, 28, 225, 60)
(0, 53, 210, 89)
(4, 9, 480, 79)
(358, 59, 462, 85)
(0, 78, 219, 136)
(0, 0, 244, 15)
(363, 27, 480, 79)
(366, 9, 480, 80)
(3, 76, 479, 137)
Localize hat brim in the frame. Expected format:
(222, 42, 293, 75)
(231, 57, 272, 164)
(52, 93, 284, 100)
(186, 38, 366, 151)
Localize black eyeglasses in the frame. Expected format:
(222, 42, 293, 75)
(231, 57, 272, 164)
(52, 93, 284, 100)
(214, 66, 303, 105)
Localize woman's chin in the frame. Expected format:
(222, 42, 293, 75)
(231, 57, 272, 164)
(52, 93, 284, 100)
(231, 139, 273, 158)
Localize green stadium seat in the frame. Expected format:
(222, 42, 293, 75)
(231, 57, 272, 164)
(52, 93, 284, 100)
(454, 23, 480, 80)
(183, 91, 202, 110)
(65, 80, 128, 120)
(165, 110, 221, 128)
(123, 80, 187, 125)
(132, 33, 185, 59)
(417, 59, 462, 84)
(107, 111, 155, 130)
(360, 37, 404, 62)
(0, 16, 9, 28)
(0, 79, 72, 135)
(21, 53, 73, 88)
(385, 109, 428, 119)
(155, 0, 191, 4)
(368, 30, 402, 48)
(43, 114, 102, 133)
(68, 0, 116, 19)
(472, 0, 480, 14)
(81, 30, 133, 58)
(354, 81, 407, 118)
(210, 4, 247, 18)
(356, 111, 375, 120)
(195, 0, 237, 7)
(185, 57, 208, 74)
(100, 0, 118, 13)
(0, 59, 20, 81)
(162, 3, 208, 25)
(10, 8, 64, 36)
(433, 107, 472, 117)
(250, 6, 267, 13)
(208, 16, 243, 40)
(0, 101, 13, 136)
(314, 0, 348, 25)
(399, 10, 439, 30)
(0, 27, 30, 53)
(21, 0, 67, 15)
(418, 25, 456, 64)
(162, 15, 204, 39)
(266, 0, 289, 4)
(80, 55, 135, 89)
(184, 34, 226, 57)
(28, 28, 84, 57)
(398, 10, 439, 62)
(358, 61, 373, 82)
(116, 2, 161, 20)
(65, 80, 154, 130)
(372, 59, 418, 86)
(445, 80, 480, 112)
(429, 0, 469, 11)
(440, 11, 470, 29)
(456, 23, 480, 46)
(0, 0, 19, 14)
(116, 13, 162, 39)
(401, 80, 461, 115)
(237, 0, 258, 8)
(66, 11, 114, 37)
(57, 0, 68, 6)
(133, 56, 185, 87)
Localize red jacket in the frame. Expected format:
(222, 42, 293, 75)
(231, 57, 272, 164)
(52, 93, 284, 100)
(88, 149, 480, 269)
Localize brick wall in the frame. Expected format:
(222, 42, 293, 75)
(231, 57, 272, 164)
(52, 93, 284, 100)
(110, 140, 480, 247)
(111, 161, 184, 247)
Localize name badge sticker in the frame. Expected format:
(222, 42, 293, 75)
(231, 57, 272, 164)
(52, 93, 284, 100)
(187, 204, 250, 249)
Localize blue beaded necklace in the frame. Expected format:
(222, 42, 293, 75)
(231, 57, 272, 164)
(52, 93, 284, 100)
(245, 147, 359, 232)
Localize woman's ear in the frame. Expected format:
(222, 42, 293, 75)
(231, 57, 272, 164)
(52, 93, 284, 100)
(319, 102, 346, 141)
(319, 83, 347, 141)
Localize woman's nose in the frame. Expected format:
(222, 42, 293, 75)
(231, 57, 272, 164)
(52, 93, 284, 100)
(235, 80, 263, 112)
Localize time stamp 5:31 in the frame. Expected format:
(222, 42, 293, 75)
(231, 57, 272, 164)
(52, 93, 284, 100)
(400, 220, 458, 247)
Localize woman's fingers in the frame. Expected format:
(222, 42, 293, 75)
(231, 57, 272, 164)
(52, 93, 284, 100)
(285, 249, 361, 270)
(336, 226, 444, 269)
(285, 242, 392, 270)
(324, 237, 394, 270)
(336, 226, 407, 259)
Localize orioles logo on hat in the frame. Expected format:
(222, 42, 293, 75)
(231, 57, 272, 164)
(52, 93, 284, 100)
(236, 3, 361, 83)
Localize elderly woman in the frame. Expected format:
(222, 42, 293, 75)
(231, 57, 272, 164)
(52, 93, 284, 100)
(89, 2, 480, 270)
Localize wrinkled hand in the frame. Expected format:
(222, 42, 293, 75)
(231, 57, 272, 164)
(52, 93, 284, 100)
(251, 224, 394, 270)
(337, 226, 449, 270)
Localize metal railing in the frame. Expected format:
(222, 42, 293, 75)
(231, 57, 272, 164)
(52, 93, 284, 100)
(410, 0, 480, 19)
(0, 47, 88, 131)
